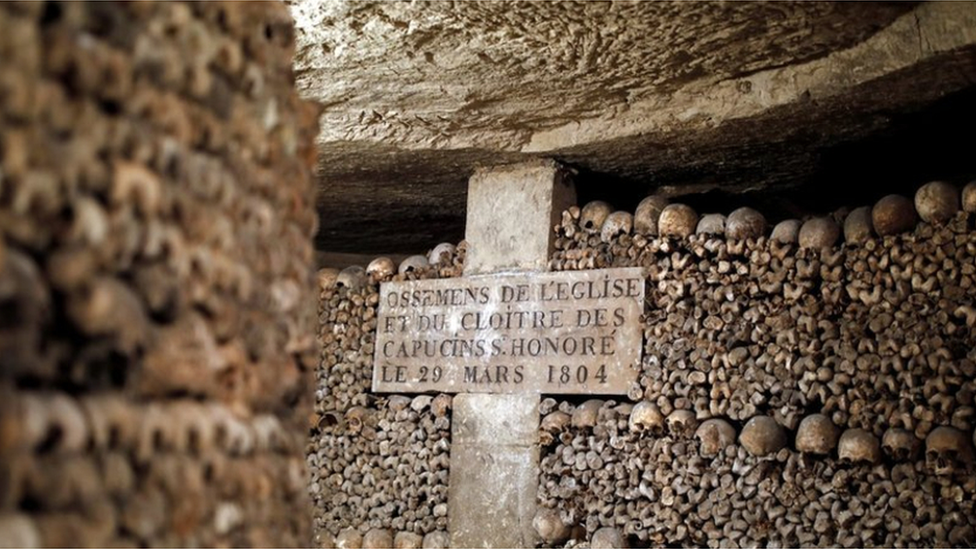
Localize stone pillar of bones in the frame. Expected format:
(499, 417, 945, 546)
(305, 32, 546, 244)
(448, 160, 576, 548)
(0, 2, 319, 546)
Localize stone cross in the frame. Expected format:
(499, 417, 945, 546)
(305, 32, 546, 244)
(371, 159, 645, 547)
(448, 160, 575, 548)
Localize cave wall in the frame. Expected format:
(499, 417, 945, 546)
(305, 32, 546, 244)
(0, 2, 320, 546)
(315, 180, 976, 548)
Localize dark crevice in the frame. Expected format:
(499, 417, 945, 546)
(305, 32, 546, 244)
(575, 83, 976, 224)
(316, 79, 976, 256)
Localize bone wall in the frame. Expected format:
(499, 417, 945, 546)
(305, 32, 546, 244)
(541, 184, 976, 547)
(316, 182, 976, 548)
(312, 248, 463, 548)
(0, 2, 319, 546)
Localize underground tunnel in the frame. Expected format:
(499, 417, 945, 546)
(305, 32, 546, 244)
(3, 2, 976, 548)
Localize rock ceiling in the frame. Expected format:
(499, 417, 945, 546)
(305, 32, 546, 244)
(289, 1, 976, 257)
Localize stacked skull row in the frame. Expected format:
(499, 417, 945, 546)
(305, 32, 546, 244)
(559, 180, 968, 253)
(311, 243, 465, 548)
(0, 2, 319, 547)
(317, 241, 465, 294)
(537, 398, 975, 548)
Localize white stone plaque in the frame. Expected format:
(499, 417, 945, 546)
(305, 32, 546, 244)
(372, 267, 645, 394)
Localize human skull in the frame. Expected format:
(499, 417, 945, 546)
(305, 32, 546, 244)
(410, 395, 433, 413)
(533, 508, 571, 545)
(591, 527, 628, 549)
(872, 194, 917, 236)
(665, 409, 698, 437)
(394, 532, 423, 549)
(925, 426, 974, 475)
(398, 254, 429, 275)
(770, 219, 801, 244)
(336, 266, 366, 291)
(795, 414, 839, 455)
(387, 395, 412, 412)
(362, 528, 393, 549)
(634, 195, 669, 235)
(658, 204, 699, 238)
(422, 532, 449, 549)
(571, 399, 604, 429)
(798, 217, 840, 249)
(366, 257, 396, 280)
(317, 268, 339, 291)
(580, 201, 612, 233)
(336, 528, 362, 549)
(837, 428, 881, 465)
(843, 206, 874, 245)
(962, 181, 976, 213)
(428, 242, 456, 265)
(601, 211, 633, 243)
(726, 207, 767, 240)
(541, 411, 571, 433)
(915, 181, 959, 224)
(430, 394, 452, 417)
(344, 406, 369, 433)
(739, 416, 787, 457)
(695, 214, 726, 236)
(881, 428, 919, 461)
(695, 418, 736, 457)
(627, 401, 664, 434)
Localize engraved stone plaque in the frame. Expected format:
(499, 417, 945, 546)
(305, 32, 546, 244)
(372, 267, 645, 394)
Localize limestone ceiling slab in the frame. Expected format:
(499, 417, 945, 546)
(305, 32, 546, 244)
(294, 1, 913, 150)
(290, 1, 976, 255)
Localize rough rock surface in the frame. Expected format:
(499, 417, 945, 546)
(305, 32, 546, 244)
(292, 1, 913, 151)
(291, 1, 976, 255)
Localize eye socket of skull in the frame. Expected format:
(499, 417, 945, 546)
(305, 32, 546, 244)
(628, 401, 663, 434)
(665, 409, 697, 436)
(428, 242, 456, 265)
(336, 266, 366, 290)
(541, 411, 570, 433)
(398, 254, 429, 275)
(925, 426, 974, 474)
(882, 428, 918, 461)
(580, 201, 612, 232)
(695, 418, 736, 457)
(317, 267, 340, 291)
(345, 407, 367, 433)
